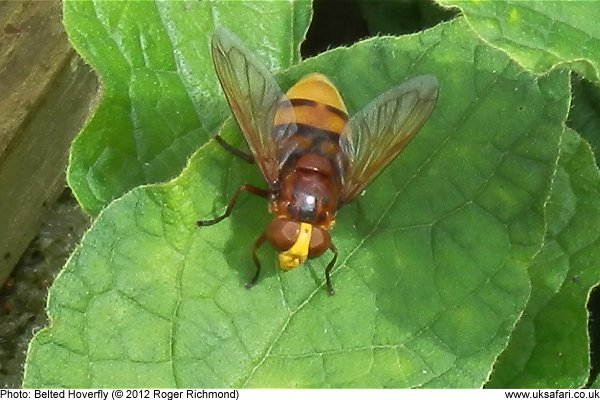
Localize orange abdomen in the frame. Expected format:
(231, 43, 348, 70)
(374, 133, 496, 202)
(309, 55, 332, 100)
(273, 73, 348, 134)
(270, 74, 349, 227)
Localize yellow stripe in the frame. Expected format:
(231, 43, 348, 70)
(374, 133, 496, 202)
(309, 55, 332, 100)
(294, 103, 346, 133)
(287, 73, 347, 113)
(273, 73, 348, 133)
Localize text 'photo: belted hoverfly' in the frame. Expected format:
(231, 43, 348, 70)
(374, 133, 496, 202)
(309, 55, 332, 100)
(197, 27, 438, 295)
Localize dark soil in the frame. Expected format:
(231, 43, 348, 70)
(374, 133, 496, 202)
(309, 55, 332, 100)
(0, 189, 89, 388)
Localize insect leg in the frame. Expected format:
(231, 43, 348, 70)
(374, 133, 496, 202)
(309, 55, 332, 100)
(215, 135, 254, 164)
(325, 243, 338, 296)
(196, 184, 268, 226)
(246, 232, 267, 289)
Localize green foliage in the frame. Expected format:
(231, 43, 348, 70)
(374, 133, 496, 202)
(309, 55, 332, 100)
(64, 0, 312, 215)
(23, 0, 600, 388)
(438, 0, 600, 82)
(487, 128, 600, 388)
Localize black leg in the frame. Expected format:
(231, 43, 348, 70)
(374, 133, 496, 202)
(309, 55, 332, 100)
(325, 244, 338, 296)
(215, 135, 254, 164)
(246, 232, 267, 289)
(197, 184, 268, 226)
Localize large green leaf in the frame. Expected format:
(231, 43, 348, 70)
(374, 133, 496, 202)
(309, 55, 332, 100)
(487, 128, 600, 387)
(438, 0, 600, 82)
(24, 18, 570, 387)
(432, 1, 600, 387)
(64, 0, 312, 215)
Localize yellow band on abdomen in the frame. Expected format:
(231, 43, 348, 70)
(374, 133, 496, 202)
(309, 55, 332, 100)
(273, 73, 348, 134)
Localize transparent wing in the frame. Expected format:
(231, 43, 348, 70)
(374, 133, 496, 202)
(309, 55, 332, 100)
(340, 75, 438, 202)
(211, 27, 296, 185)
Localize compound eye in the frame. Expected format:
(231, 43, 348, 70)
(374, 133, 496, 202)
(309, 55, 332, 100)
(308, 227, 331, 258)
(266, 219, 300, 251)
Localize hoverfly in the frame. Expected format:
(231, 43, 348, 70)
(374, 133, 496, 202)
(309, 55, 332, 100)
(197, 27, 438, 295)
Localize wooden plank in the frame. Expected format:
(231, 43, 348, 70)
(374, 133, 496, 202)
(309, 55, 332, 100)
(0, 0, 99, 286)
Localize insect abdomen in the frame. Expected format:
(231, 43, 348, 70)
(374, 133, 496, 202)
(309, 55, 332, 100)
(274, 73, 348, 135)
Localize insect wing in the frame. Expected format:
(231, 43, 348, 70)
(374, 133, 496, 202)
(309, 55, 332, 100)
(339, 75, 438, 202)
(211, 27, 296, 185)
